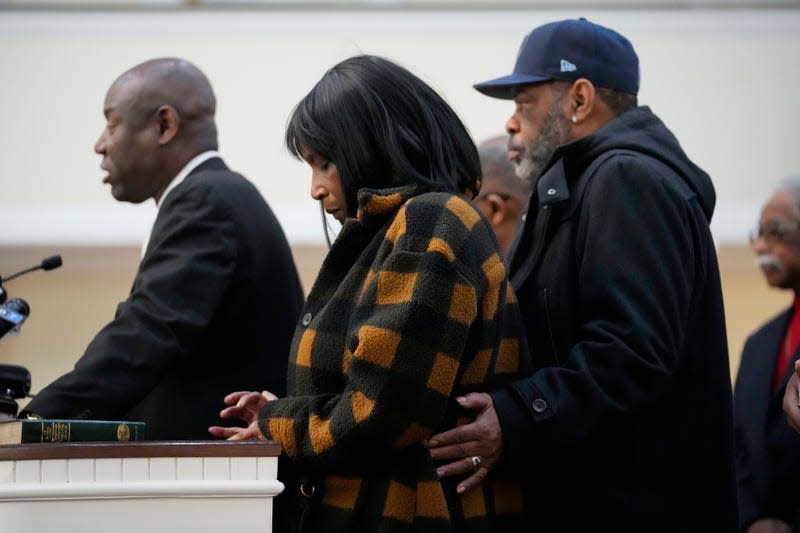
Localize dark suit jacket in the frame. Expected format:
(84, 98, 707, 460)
(734, 308, 800, 531)
(24, 157, 305, 439)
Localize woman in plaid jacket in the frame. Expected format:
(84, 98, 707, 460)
(210, 55, 532, 532)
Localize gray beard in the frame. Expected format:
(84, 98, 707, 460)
(515, 157, 538, 186)
(515, 105, 570, 186)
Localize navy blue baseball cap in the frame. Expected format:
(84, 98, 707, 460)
(474, 18, 639, 99)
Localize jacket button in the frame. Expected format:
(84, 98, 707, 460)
(546, 188, 556, 196)
(301, 312, 312, 326)
(532, 398, 548, 413)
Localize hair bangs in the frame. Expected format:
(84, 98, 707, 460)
(285, 87, 336, 163)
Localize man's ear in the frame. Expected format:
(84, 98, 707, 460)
(566, 78, 596, 124)
(155, 105, 180, 145)
(484, 192, 508, 225)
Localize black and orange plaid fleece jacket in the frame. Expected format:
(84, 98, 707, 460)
(258, 185, 533, 532)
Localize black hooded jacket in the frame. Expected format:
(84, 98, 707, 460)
(492, 106, 738, 531)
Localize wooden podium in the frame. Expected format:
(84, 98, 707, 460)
(0, 440, 283, 532)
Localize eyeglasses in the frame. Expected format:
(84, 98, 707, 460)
(748, 221, 800, 244)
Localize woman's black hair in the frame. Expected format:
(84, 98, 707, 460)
(285, 55, 481, 218)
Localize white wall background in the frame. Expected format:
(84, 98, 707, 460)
(0, 8, 798, 247)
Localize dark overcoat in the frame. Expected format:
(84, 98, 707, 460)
(492, 107, 739, 531)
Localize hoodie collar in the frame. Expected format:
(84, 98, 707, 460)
(533, 106, 715, 220)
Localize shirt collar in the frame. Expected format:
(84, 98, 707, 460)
(142, 150, 220, 257)
(156, 150, 221, 208)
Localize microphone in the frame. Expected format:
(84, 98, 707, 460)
(0, 362, 32, 418)
(0, 364, 31, 399)
(1, 255, 62, 284)
(0, 298, 30, 339)
(0, 254, 60, 339)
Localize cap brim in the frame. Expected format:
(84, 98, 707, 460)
(473, 73, 553, 99)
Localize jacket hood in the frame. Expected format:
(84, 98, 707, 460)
(552, 106, 716, 220)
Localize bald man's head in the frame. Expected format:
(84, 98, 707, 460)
(115, 58, 217, 136)
(94, 58, 219, 204)
(475, 135, 531, 252)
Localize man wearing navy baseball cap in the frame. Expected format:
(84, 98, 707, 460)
(430, 18, 739, 531)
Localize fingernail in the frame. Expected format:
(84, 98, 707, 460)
(457, 485, 465, 494)
(436, 469, 444, 478)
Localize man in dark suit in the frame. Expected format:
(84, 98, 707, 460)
(429, 19, 738, 530)
(736, 178, 800, 532)
(22, 58, 305, 440)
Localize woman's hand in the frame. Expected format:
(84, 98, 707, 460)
(208, 420, 266, 441)
(208, 390, 279, 440)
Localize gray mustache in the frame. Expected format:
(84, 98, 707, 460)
(755, 255, 781, 268)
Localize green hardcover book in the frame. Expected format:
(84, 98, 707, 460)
(0, 419, 146, 444)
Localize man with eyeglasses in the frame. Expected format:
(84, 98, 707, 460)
(735, 177, 800, 532)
